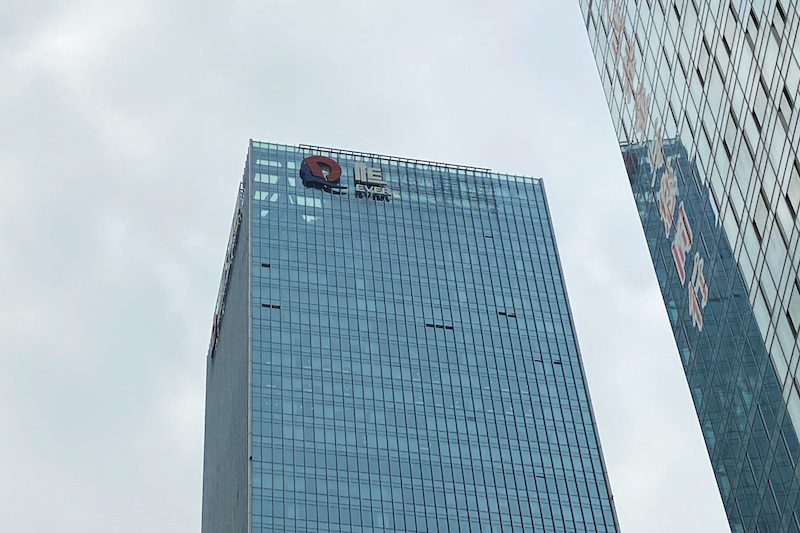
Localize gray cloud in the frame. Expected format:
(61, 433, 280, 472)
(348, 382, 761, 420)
(0, 1, 730, 532)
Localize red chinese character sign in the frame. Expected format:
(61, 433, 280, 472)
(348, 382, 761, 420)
(633, 82, 650, 139)
(688, 253, 709, 331)
(622, 39, 637, 95)
(671, 203, 693, 285)
(658, 163, 678, 236)
(600, 0, 711, 332)
(648, 131, 665, 186)
(610, 1, 625, 59)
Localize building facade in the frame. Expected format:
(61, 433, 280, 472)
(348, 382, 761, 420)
(201, 141, 620, 532)
(579, 0, 800, 531)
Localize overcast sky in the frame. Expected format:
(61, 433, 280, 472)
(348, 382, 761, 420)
(0, 1, 732, 532)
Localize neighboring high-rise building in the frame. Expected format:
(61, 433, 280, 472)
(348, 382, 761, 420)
(580, 0, 800, 531)
(201, 141, 620, 532)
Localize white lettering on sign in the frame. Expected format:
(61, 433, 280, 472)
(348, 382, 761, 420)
(355, 183, 391, 201)
(688, 253, 709, 331)
(671, 202, 693, 285)
(354, 162, 386, 185)
(354, 162, 391, 201)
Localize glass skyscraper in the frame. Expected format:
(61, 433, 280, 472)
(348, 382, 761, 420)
(201, 141, 620, 532)
(580, 0, 800, 531)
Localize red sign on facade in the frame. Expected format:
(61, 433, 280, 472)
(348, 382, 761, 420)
(688, 253, 709, 331)
(671, 203, 693, 285)
(658, 163, 678, 236)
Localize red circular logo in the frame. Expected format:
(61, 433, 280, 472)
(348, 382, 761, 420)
(301, 155, 342, 183)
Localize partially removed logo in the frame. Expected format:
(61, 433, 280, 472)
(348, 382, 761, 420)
(354, 162, 391, 202)
(300, 155, 346, 191)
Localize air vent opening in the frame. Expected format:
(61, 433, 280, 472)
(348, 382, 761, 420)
(425, 322, 454, 330)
